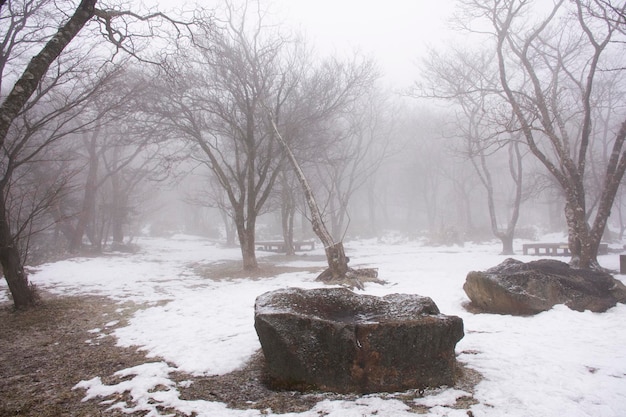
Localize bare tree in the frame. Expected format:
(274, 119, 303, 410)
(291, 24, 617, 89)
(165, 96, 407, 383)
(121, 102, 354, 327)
(459, 0, 626, 269)
(55, 68, 174, 253)
(417, 47, 527, 254)
(0, 0, 99, 308)
(156, 0, 379, 271)
(104, 140, 176, 247)
(0, 0, 192, 308)
(261, 49, 381, 285)
(0, 58, 116, 307)
(153, 2, 297, 271)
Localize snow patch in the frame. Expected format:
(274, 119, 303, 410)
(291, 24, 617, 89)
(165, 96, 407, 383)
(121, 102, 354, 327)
(10, 235, 626, 416)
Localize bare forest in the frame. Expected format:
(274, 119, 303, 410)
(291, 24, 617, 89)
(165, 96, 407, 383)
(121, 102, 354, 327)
(1, 0, 625, 309)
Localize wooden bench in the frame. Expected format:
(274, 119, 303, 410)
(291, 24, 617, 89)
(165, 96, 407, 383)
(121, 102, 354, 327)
(256, 241, 316, 252)
(522, 243, 608, 256)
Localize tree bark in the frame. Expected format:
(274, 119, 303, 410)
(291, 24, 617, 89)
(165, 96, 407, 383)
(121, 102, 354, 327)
(240, 237, 258, 270)
(110, 173, 127, 244)
(69, 133, 99, 252)
(0, 0, 97, 149)
(234, 209, 258, 271)
(500, 235, 514, 256)
(0, 192, 35, 309)
(320, 241, 350, 279)
(280, 176, 296, 256)
(565, 199, 596, 269)
(281, 208, 296, 256)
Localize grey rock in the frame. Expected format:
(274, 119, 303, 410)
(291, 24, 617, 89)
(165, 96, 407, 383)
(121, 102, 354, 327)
(254, 287, 464, 393)
(464, 258, 626, 315)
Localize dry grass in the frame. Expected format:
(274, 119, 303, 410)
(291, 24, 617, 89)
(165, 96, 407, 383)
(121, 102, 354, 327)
(0, 294, 150, 416)
(190, 254, 326, 281)
(177, 350, 481, 415)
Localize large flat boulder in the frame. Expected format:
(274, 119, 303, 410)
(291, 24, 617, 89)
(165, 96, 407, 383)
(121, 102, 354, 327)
(254, 287, 464, 394)
(464, 258, 626, 315)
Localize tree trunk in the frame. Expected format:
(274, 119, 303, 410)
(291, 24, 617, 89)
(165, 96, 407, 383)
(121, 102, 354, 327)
(69, 135, 99, 252)
(565, 199, 597, 269)
(50, 202, 77, 244)
(111, 173, 126, 244)
(0, 0, 97, 149)
(280, 175, 296, 256)
(235, 210, 258, 270)
(499, 234, 514, 255)
(0, 244, 34, 309)
(321, 241, 350, 279)
(281, 204, 296, 256)
(241, 236, 258, 270)
(219, 209, 236, 246)
(0, 193, 35, 309)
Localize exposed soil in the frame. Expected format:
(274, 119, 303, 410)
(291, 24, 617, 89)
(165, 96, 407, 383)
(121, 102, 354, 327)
(1, 263, 482, 416)
(176, 350, 482, 414)
(191, 255, 326, 281)
(0, 294, 150, 416)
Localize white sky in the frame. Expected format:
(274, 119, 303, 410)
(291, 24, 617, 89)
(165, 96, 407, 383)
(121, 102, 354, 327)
(273, 0, 457, 87)
(137, 0, 458, 88)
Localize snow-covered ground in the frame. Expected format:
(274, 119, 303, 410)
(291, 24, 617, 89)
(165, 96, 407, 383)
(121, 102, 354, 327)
(2, 234, 626, 416)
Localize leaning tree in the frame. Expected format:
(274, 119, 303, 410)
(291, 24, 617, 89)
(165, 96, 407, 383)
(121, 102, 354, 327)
(259, 51, 381, 287)
(271, 53, 385, 254)
(269, 117, 381, 289)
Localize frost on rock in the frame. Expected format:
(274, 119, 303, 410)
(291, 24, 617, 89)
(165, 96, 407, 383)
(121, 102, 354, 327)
(464, 258, 626, 315)
(254, 287, 464, 394)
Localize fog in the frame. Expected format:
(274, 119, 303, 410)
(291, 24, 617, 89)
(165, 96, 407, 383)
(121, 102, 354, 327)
(2, 0, 625, 268)
(3, 3, 626, 415)
(142, 0, 457, 88)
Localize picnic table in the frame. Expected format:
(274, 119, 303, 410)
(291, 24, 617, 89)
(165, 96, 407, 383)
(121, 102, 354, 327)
(256, 240, 316, 252)
(522, 242, 608, 256)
